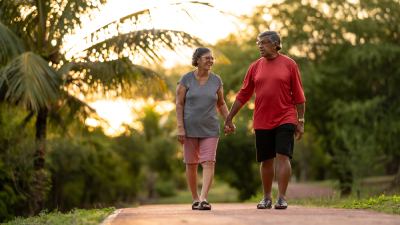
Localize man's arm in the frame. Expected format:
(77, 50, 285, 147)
(224, 99, 244, 135)
(295, 102, 305, 141)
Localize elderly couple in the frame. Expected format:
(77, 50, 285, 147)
(175, 31, 306, 210)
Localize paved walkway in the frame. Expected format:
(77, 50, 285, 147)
(109, 203, 400, 225)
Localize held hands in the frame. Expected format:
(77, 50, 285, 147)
(224, 119, 236, 135)
(177, 127, 186, 145)
(295, 122, 304, 141)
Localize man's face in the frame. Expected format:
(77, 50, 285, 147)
(257, 35, 278, 58)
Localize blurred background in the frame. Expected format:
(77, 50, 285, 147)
(1, 0, 399, 221)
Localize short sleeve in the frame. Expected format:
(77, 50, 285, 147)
(177, 73, 189, 89)
(236, 62, 257, 105)
(215, 74, 223, 90)
(290, 62, 306, 104)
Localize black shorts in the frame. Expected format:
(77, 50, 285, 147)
(255, 123, 296, 162)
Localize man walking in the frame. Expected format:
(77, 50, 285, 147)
(224, 31, 306, 209)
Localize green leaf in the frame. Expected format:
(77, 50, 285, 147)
(0, 21, 26, 65)
(63, 57, 172, 100)
(0, 52, 61, 112)
(77, 29, 202, 62)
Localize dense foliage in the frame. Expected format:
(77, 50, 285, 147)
(0, 104, 184, 222)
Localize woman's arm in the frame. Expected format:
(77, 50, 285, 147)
(216, 86, 229, 121)
(176, 83, 187, 144)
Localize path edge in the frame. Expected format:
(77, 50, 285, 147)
(99, 208, 123, 225)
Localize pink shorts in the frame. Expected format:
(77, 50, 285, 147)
(182, 137, 219, 164)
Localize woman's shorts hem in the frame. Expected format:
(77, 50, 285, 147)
(183, 137, 219, 164)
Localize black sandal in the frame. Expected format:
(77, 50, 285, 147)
(199, 201, 211, 210)
(257, 198, 272, 209)
(274, 198, 288, 209)
(192, 202, 200, 210)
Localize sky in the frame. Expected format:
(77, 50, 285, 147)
(74, 0, 269, 136)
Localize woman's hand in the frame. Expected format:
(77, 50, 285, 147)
(178, 127, 186, 145)
(224, 120, 236, 135)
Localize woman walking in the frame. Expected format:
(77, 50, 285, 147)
(176, 47, 230, 210)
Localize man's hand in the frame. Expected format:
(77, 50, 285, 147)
(295, 122, 304, 141)
(178, 127, 186, 145)
(224, 119, 236, 135)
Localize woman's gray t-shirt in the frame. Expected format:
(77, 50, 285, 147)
(178, 71, 223, 138)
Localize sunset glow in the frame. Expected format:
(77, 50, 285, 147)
(85, 98, 175, 136)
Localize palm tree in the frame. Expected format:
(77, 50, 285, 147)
(0, 0, 228, 215)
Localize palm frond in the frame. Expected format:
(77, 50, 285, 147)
(0, 21, 26, 65)
(48, 91, 107, 133)
(74, 29, 202, 63)
(0, 52, 61, 112)
(65, 1, 231, 57)
(45, 0, 107, 53)
(62, 57, 171, 100)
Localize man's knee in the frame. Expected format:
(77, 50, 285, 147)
(276, 153, 289, 161)
(261, 158, 274, 167)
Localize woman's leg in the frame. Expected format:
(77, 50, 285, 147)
(200, 161, 215, 206)
(186, 163, 201, 206)
(198, 137, 218, 208)
(183, 137, 201, 207)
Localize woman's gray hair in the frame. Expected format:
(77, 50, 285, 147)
(258, 31, 282, 51)
(191, 47, 212, 67)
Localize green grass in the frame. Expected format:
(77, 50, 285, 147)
(3, 207, 115, 225)
(157, 179, 238, 204)
(333, 195, 400, 215)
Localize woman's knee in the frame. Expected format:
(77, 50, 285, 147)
(200, 161, 215, 168)
(186, 163, 199, 170)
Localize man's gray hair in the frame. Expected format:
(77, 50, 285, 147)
(258, 31, 282, 50)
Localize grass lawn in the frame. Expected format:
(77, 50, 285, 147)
(333, 195, 400, 215)
(3, 207, 115, 225)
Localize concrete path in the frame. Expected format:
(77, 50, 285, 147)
(109, 203, 400, 225)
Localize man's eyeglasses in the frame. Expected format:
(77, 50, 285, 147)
(256, 41, 273, 46)
(201, 56, 216, 62)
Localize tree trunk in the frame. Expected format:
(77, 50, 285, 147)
(339, 169, 352, 196)
(30, 107, 48, 215)
(394, 165, 400, 188)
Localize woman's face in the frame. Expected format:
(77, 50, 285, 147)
(197, 51, 214, 70)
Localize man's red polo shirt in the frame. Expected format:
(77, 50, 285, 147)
(236, 54, 306, 129)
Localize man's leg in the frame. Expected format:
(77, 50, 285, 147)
(276, 153, 291, 204)
(260, 157, 275, 206)
(255, 129, 276, 209)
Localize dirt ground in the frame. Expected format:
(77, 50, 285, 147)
(109, 203, 400, 225)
